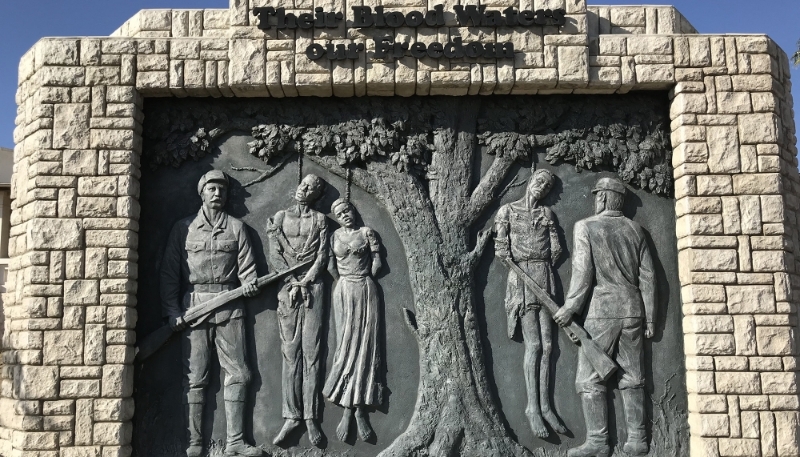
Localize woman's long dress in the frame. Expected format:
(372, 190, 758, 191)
(322, 227, 383, 408)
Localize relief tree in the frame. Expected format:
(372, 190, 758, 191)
(144, 94, 671, 456)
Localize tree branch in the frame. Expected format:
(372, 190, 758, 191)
(464, 156, 516, 223)
(304, 155, 379, 196)
(464, 229, 492, 272)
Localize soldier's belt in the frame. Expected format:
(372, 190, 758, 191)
(188, 283, 236, 293)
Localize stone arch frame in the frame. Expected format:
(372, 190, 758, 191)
(1, 1, 798, 456)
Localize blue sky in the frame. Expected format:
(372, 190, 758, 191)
(0, 0, 798, 149)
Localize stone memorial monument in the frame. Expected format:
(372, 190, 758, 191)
(1, 1, 799, 457)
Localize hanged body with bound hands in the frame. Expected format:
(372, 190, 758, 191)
(323, 198, 384, 443)
(494, 168, 567, 439)
(266, 174, 329, 447)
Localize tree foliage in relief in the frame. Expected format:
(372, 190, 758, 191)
(143, 95, 672, 196)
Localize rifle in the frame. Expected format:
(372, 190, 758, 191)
(135, 260, 312, 362)
(500, 257, 618, 381)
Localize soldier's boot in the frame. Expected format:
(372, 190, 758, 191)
(567, 393, 610, 457)
(185, 403, 204, 457)
(224, 401, 263, 457)
(622, 388, 649, 456)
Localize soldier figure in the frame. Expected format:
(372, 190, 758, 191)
(267, 174, 329, 447)
(160, 170, 263, 457)
(494, 169, 566, 438)
(554, 177, 656, 457)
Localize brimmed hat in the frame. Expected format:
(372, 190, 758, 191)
(197, 170, 229, 195)
(591, 177, 626, 195)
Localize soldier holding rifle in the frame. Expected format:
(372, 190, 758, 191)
(160, 170, 263, 457)
(553, 177, 656, 457)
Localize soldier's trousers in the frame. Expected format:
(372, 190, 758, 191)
(575, 318, 645, 394)
(182, 316, 251, 404)
(277, 282, 324, 420)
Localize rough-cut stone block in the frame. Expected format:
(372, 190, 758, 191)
(93, 422, 132, 446)
(28, 218, 83, 250)
(101, 365, 133, 398)
(36, 39, 80, 66)
(752, 251, 788, 272)
(43, 330, 84, 365)
(11, 430, 59, 450)
(610, 7, 645, 26)
(64, 280, 100, 306)
(53, 104, 91, 149)
(738, 113, 779, 144)
(686, 334, 735, 356)
(676, 214, 723, 237)
(762, 373, 797, 395)
(635, 64, 674, 86)
(229, 40, 266, 89)
(756, 327, 793, 356)
(60, 379, 101, 398)
(84, 324, 106, 365)
(732, 174, 781, 195)
(557, 46, 588, 86)
(15, 366, 59, 400)
(727, 286, 775, 314)
(627, 36, 672, 55)
(775, 411, 800, 455)
(79, 177, 118, 196)
(689, 413, 729, 437)
(716, 372, 761, 394)
(62, 150, 98, 176)
(682, 249, 738, 272)
(94, 398, 134, 422)
(718, 438, 761, 456)
(706, 126, 740, 173)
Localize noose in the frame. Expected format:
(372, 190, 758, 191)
(297, 151, 304, 185)
(345, 167, 352, 203)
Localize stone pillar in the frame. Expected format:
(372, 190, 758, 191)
(0, 37, 141, 457)
(669, 36, 800, 456)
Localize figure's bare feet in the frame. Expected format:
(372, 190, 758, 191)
(337, 409, 353, 442)
(542, 409, 567, 435)
(355, 409, 375, 441)
(272, 419, 301, 445)
(526, 409, 549, 438)
(306, 419, 324, 447)
(542, 408, 567, 435)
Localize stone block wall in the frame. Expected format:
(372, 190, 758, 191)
(1, 0, 798, 455)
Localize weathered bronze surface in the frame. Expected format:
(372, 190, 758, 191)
(134, 95, 686, 457)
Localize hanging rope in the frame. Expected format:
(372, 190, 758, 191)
(297, 151, 304, 184)
(345, 167, 353, 203)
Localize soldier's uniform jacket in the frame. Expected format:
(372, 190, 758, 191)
(161, 210, 258, 324)
(562, 210, 656, 322)
(495, 202, 562, 338)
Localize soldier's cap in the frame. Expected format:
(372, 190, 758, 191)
(591, 177, 627, 195)
(197, 170, 229, 195)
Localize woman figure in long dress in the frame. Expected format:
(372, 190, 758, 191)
(323, 198, 384, 442)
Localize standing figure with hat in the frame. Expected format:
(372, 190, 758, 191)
(553, 177, 657, 457)
(160, 170, 263, 457)
(323, 198, 384, 443)
(267, 174, 329, 447)
(494, 168, 566, 438)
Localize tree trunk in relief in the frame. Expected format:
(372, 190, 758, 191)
(366, 166, 530, 456)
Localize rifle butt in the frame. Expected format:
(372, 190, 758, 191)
(580, 337, 618, 381)
(135, 324, 176, 362)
